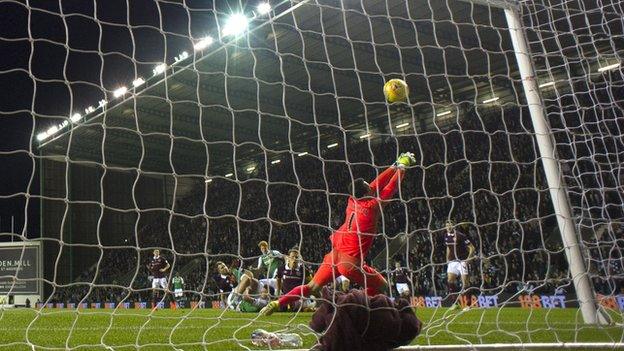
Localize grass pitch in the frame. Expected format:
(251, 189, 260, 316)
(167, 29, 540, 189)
(0, 307, 622, 350)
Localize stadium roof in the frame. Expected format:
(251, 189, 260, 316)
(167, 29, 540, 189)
(36, 0, 612, 175)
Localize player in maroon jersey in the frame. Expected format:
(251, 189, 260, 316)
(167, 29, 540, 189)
(444, 220, 476, 310)
(212, 261, 237, 308)
(260, 152, 415, 315)
(276, 247, 312, 311)
(390, 259, 413, 299)
(146, 249, 170, 308)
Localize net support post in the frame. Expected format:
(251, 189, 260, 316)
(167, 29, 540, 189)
(502, 7, 608, 325)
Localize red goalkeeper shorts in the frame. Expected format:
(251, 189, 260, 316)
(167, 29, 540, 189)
(311, 250, 387, 293)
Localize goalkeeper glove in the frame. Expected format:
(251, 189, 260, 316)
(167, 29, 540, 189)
(395, 152, 416, 168)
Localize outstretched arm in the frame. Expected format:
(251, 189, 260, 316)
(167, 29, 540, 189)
(370, 152, 414, 200)
(368, 167, 398, 195)
(461, 232, 476, 260)
(378, 168, 405, 200)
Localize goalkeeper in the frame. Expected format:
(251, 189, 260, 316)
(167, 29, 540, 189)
(260, 152, 414, 315)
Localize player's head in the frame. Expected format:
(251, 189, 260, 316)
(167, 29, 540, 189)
(400, 288, 411, 298)
(153, 249, 160, 257)
(352, 178, 371, 199)
(260, 287, 269, 299)
(445, 220, 454, 232)
(288, 247, 300, 261)
(258, 241, 269, 254)
(394, 260, 402, 269)
(216, 261, 229, 275)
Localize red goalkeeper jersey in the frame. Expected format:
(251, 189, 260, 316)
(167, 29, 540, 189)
(331, 166, 404, 258)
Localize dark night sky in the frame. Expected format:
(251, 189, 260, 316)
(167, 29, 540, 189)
(0, 0, 251, 237)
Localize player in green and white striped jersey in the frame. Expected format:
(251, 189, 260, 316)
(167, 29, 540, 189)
(256, 241, 284, 294)
(172, 272, 185, 306)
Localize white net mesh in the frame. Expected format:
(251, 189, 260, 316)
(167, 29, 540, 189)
(1, 0, 623, 349)
(521, 0, 624, 300)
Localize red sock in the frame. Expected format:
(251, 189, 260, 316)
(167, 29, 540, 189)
(278, 285, 311, 307)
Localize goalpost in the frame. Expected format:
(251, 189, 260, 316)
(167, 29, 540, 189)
(476, 0, 608, 326)
(1, 0, 623, 349)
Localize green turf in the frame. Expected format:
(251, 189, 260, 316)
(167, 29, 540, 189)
(0, 307, 621, 350)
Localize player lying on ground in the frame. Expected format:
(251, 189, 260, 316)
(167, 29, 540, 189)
(444, 220, 476, 310)
(214, 260, 264, 310)
(260, 152, 415, 315)
(237, 287, 271, 312)
(147, 249, 170, 308)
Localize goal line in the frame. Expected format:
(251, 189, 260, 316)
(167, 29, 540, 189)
(273, 343, 624, 351)
(397, 343, 624, 350)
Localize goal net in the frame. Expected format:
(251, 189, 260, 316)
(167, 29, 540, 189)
(1, 0, 623, 349)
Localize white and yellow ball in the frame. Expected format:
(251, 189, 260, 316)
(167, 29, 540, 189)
(383, 79, 409, 103)
(397, 155, 412, 167)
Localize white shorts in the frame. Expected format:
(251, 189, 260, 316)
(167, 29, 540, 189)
(335, 275, 349, 284)
(335, 275, 350, 290)
(226, 292, 240, 310)
(174, 288, 183, 297)
(152, 277, 168, 289)
(227, 281, 263, 310)
(447, 261, 469, 276)
(396, 283, 410, 295)
(259, 278, 277, 291)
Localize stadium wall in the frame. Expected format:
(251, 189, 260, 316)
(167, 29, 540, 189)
(39, 157, 174, 295)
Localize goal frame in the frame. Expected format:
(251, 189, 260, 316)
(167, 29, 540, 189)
(455, 0, 609, 326)
(20, 0, 617, 349)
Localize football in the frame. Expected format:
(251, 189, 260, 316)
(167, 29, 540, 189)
(397, 155, 412, 166)
(383, 79, 409, 103)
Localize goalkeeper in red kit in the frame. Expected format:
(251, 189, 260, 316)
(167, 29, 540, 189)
(260, 152, 415, 315)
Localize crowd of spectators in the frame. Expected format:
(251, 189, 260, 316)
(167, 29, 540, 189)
(45, 106, 623, 305)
